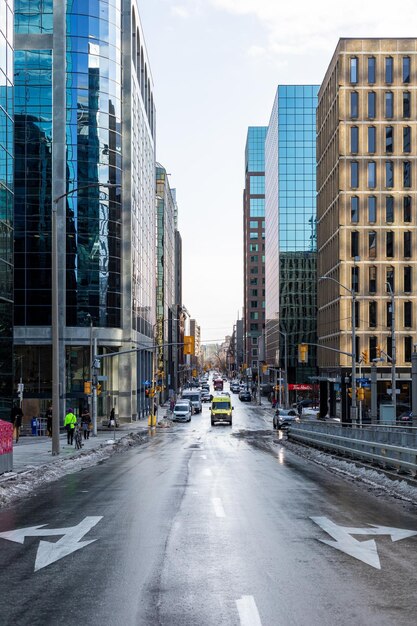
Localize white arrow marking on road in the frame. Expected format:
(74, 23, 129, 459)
(212, 497, 225, 518)
(236, 595, 263, 626)
(0, 516, 103, 572)
(311, 516, 417, 570)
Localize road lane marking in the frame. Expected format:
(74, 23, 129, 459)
(311, 516, 417, 569)
(236, 595, 262, 626)
(203, 468, 212, 476)
(212, 497, 225, 518)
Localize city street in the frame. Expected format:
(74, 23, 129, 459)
(1, 391, 417, 626)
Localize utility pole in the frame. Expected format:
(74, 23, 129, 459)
(370, 361, 378, 424)
(386, 282, 396, 419)
(92, 337, 98, 436)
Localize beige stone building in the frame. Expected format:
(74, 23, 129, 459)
(317, 39, 417, 418)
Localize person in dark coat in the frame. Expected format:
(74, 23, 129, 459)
(46, 404, 53, 437)
(108, 407, 117, 428)
(81, 408, 91, 440)
(10, 404, 23, 443)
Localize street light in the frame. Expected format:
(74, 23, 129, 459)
(319, 266, 358, 425)
(278, 329, 289, 409)
(51, 182, 120, 455)
(385, 281, 396, 419)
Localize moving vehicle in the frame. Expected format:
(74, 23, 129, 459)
(211, 395, 233, 426)
(200, 383, 210, 392)
(239, 390, 251, 402)
(213, 378, 224, 391)
(181, 389, 202, 414)
(172, 402, 192, 422)
(201, 391, 212, 403)
(230, 382, 240, 393)
(273, 408, 299, 430)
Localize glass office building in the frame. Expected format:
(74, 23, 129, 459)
(0, 0, 13, 418)
(243, 127, 267, 369)
(265, 85, 318, 382)
(14, 0, 156, 421)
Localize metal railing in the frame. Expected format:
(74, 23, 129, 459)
(288, 421, 417, 475)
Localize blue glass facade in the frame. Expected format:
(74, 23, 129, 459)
(0, 0, 13, 417)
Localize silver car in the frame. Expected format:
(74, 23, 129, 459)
(172, 402, 192, 423)
(273, 409, 299, 430)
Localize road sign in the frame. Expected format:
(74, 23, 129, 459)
(356, 377, 370, 384)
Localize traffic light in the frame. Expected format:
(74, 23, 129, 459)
(97, 383, 102, 396)
(361, 349, 369, 364)
(183, 335, 195, 355)
(347, 387, 353, 398)
(298, 343, 308, 364)
(376, 345, 381, 358)
(357, 387, 365, 401)
(84, 381, 91, 394)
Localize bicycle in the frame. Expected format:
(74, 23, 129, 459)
(74, 423, 83, 450)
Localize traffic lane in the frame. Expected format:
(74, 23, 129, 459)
(0, 431, 200, 626)
(193, 395, 272, 434)
(156, 428, 417, 625)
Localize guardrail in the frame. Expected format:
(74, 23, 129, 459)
(288, 421, 417, 476)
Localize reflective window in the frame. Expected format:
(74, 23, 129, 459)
(368, 57, 376, 84)
(350, 91, 359, 118)
(250, 175, 265, 195)
(404, 336, 412, 362)
(404, 266, 412, 292)
(369, 231, 377, 259)
(385, 57, 393, 83)
(403, 161, 412, 188)
(403, 91, 411, 118)
(385, 161, 394, 187)
(369, 336, 377, 361)
(351, 196, 359, 223)
(403, 196, 412, 222)
(386, 196, 394, 222)
(403, 56, 411, 83)
(249, 198, 265, 217)
(385, 91, 393, 118)
(385, 126, 393, 153)
(403, 126, 411, 152)
(369, 266, 377, 293)
(351, 161, 359, 187)
(350, 126, 359, 152)
(368, 161, 376, 188)
(351, 231, 359, 257)
(386, 266, 394, 291)
(386, 231, 394, 258)
(351, 265, 359, 292)
(368, 91, 376, 118)
(350, 57, 358, 83)
(368, 195, 376, 222)
(368, 126, 376, 152)
(369, 301, 377, 328)
(404, 231, 412, 258)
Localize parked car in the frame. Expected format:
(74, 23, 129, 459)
(201, 391, 212, 403)
(239, 390, 252, 402)
(273, 408, 299, 430)
(397, 410, 412, 424)
(172, 402, 192, 423)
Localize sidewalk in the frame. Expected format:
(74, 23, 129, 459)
(9, 422, 149, 474)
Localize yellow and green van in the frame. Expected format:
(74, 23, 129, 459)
(211, 395, 233, 426)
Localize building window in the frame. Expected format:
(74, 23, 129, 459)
(403, 91, 411, 118)
(385, 161, 394, 187)
(386, 301, 392, 328)
(385, 91, 393, 118)
(385, 126, 393, 153)
(351, 161, 359, 187)
(250, 323, 258, 331)
(250, 312, 258, 320)
(252, 348, 258, 357)
(351, 196, 359, 223)
(404, 336, 412, 363)
(250, 267, 258, 274)
(403, 161, 411, 188)
(369, 301, 377, 328)
(250, 278, 258, 285)
(251, 289, 258, 297)
(250, 255, 258, 263)
(368, 161, 376, 188)
(403, 56, 411, 83)
(249, 220, 258, 228)
(403, 126, 411, 152)
(368, 56, 376, 84)
(354, 301, 360, 328)
(369, 266, 377, 293)
(386, 231, 394, 257)
(351, 265, 359, 292)
(385, 196, 394, 222)
(385, 56, 393, 83)
(404, 231, 412, 258)
(249, 232, 258, 240)
(404, 301, 412, 328)
(404, 196, 412, 222)
(368, 91, 376, 118)
(368, 231, 377, 259)
(404, 266, 412, 292)
(368, 195, 376, 222)
(249, 244, 258, 252)
(386, 266, 395, 291)
(350, 91, 359, 118)
(367, 126, 376, 153)
(370, 336, 377, 361)
(351, 231, 359, 257)
(350, 57, 358, 83)
(351, 126, 359, 152)
(250, 300, 258, 308)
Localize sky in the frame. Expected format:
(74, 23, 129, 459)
(139, 0, 417, 342)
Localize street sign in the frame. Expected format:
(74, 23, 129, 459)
(97, 375, 108, 381)
(356, 377, 370, 384)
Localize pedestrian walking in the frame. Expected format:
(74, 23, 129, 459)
(64, 408, 77, 445)
(10, 403, 23, 443)
(81, 408, 91, 440)
(108, 407, 117, 428)
(46, 404, 53, 437)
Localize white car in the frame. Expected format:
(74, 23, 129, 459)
(172, 402, 192, 422)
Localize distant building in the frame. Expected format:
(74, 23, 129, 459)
(189, 319, 201, 375)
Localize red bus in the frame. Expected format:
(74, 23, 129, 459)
(213, 378, 224, 391)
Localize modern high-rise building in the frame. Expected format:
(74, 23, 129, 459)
(243, 127, 267, 370)
(0, 0, 13, 419)
(265, 85, 319, 386)
(14, 0, 156, 422)
(317, 39, 417, 420)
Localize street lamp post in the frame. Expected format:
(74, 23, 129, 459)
(51, 182, 120, 455)
(278, 329, 289, 409)
(386, 281, 396, 419)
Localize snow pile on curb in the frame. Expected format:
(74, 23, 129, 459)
(0, 432, 148, 508)
(280, 438, 417, 505)
(157, 417, 173, 428)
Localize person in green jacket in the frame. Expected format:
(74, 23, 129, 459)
(64, 409, 77, 445)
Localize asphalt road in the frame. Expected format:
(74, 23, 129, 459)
(1, 389, 417, 625)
